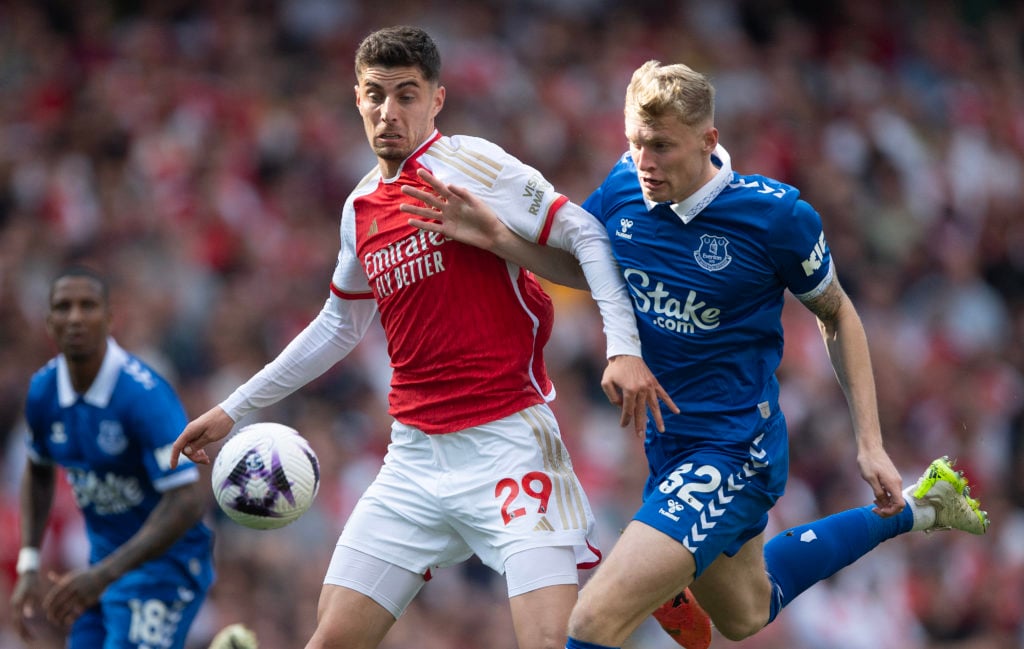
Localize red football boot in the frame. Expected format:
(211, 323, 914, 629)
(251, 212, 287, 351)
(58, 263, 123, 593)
(652, 588, 711, 649)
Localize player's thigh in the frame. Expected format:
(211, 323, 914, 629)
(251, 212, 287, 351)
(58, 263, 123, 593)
(322, 546, 427, 620)
(307, 582, 398, 649)
(570, 521, 696, 644)
(450, 405, 600, 572)
(639, 414, 788, 578)
(691, 531, 772, 629)
(508, 583, 577, 649)
(505, 545, 578, 649)
(338, 424, 473, 574)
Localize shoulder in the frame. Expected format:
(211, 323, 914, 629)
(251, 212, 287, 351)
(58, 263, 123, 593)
(114, 356, 187, 425)
(344, 166, 383, 211)
(724, 172, 801, 212)
(434, 134, 511, 160)
(28, 359, 58, 386)
(421, 134, 523, 188)
(598, 152, 636, 184)
(593, 152, 641, 190)
(585, 152, 641, 216)
(421, 135, 564, 213)
(25, 360, 58, 406)
(119, 354, 174, 395)
(353, 166, 381, 194)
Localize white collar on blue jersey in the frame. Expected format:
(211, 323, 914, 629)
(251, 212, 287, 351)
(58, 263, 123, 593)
(644, 144, 733, 224)
(57, 337, 127, 408)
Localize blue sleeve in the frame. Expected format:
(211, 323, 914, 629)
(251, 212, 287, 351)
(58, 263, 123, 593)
(768, 198, 833, 298)
(23, 374, 52, 463)
(128, 379, 196, 490)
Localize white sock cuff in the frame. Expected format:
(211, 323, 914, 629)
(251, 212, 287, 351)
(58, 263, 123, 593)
(904, 488, 935, 531)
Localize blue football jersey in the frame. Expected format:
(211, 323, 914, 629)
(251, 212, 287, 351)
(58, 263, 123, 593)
(24, 339, 213, 579)
(584, 147, 833, 443)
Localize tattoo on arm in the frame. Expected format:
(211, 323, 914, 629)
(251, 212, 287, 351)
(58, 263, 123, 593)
(802, 279, 845, 330)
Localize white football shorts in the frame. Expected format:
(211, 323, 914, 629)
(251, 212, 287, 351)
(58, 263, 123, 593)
(326, 403, 600, 608)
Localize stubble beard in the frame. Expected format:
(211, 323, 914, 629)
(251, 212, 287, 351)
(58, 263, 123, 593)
(373, 141, 410, 163)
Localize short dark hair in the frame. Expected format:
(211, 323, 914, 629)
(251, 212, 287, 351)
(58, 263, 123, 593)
(50, 265, 109, 304)
(354, 26, 441, 84)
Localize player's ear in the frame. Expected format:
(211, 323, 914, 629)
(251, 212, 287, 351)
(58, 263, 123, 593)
(431, 85, 445, 118)
(702, 126, 719, 153)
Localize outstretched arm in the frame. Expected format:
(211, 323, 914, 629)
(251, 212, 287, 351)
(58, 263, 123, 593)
(402, 168, 677, 434)
(171, 294, 377, 468)
(42, 481, 207, 629)
(401, 169, 587, 288)
(803, 278, 904, 517)
(11, 460, 56, 641)
(172, 405, 236, 467)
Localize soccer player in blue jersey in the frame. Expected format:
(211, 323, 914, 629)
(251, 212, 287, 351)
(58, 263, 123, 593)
(401, 60, 990, 649)
(11, 266, 215, 649)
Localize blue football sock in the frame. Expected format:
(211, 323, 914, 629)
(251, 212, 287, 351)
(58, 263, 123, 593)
(764, 504, 913, 623)
(565, 637, 619, 649)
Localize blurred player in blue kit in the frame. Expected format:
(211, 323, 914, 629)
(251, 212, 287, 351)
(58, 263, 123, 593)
(401, 60, 991, 649)
(11, 266, 214, 649)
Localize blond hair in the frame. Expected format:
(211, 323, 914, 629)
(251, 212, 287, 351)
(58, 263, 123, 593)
(624, 60, 715, 127)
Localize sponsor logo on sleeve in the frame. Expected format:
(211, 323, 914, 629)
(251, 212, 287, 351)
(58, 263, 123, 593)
(125, 358, 157, 390)
(801, 231, 827, 277)
(155, 443, 179, 471)
(522, 175, 550, 216)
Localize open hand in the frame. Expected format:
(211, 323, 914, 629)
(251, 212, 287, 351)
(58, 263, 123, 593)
(400, 168, 507, 250)
(601, 355, 679, 436)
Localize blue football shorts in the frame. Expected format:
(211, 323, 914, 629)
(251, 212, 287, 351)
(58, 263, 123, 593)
(635, 410, 789, 578)
(68, 563, 211, 649)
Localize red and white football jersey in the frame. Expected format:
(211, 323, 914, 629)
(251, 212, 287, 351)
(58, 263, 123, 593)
(331, 132, 568, 434)
(221, 130, 639, 436)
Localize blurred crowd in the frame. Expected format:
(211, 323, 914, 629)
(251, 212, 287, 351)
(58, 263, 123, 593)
(1, 0, 1023, 647)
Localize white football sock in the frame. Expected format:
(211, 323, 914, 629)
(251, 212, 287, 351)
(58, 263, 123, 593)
(904, 487, 936, 531)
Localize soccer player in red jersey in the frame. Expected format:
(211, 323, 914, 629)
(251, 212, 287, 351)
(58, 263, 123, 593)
(172, 26, 673, 649)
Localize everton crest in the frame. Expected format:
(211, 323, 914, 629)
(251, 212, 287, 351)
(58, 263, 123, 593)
(694, 234, 732, 272)
(97, 420, 128, 455)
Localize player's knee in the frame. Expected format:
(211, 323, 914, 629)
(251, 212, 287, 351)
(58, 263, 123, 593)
(710, 609, 767, 641)
(524, 629, 568, 649)
(517, 605, 573, 649)
(566, 600, 608, 639)
(566, 604, 593, 638)
(566, 602, 634, 645)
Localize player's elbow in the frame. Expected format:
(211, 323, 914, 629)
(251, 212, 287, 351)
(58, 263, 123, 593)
(168, 482, 210, 524)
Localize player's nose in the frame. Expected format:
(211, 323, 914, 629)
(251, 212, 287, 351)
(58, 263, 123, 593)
(379, 97, 397, 122)
(635, 147, 657, 171)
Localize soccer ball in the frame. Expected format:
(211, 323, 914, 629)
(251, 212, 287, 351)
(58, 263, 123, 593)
(211, 422, 320, 530)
